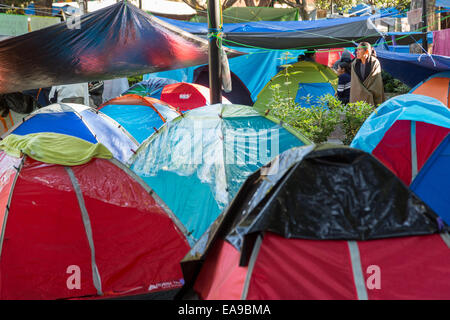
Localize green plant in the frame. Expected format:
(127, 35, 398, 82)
(127, 74, 143, 86)
(269, 86, 340, 143)
(268, 82, 374, 145)
(382, 71, 411, 94)
(340, 101, 374, 145)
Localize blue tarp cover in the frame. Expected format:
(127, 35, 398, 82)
(376, 49, 450, 88)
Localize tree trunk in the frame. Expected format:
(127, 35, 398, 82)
(34, 0, 53, 17)
(410, 0, 437, 31)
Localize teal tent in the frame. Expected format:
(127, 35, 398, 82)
(129, 104, 310, 243)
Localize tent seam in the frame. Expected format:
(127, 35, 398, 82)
(0, 156, 25, 261)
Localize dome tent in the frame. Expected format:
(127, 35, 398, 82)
(179, 145, 450, 300)
(159, 83, 231, 112)
(410, 71, 450, 108)
(351, 94, 450, 185)
(0, 133, 190, 300)
(99, 94, 181, 144)
(411, 133, 450, 225)
(253, 61, 338, 112)
(2, 103, 138, 163)
(129, 104, 310, 243)
(123, 77, 179, 99)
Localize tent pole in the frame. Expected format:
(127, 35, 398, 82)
(207, 0, 222, 104)
(422, 0, 428, 52)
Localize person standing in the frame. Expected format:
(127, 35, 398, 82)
(336, 61, 351, 104)
(350, 42, 385, 106)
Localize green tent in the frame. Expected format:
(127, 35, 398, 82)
(253, 61, 338, 113)
(129, 104, 310, 243)
(190, 7, 299, 23)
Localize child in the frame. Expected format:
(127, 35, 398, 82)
(336, 61, 351, 104)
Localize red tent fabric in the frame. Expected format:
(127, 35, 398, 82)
(194, 232, 450, 300)
(181, 145, 450, 300)
(315, 48, 354, 68)
(0, 151, 190, 300)
(160, 83, 231, 112)
(371, 120, 450, 185)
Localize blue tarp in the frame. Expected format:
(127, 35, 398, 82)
(350, 94, 450, 154)
(411, 134, 450, 225)
(347, 4, 400, 17)
(155, 14, 374, 34)
(145, 47, 303, 102)
(436, 0, 450, 8)
(376, 49, 450, 88)
(156, 12, 419, 50)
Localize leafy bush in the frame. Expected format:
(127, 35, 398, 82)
(382, 71, 411, 94)
(127, 74, 143, 86)
(340, 100, 375, 145)
(269, 85, 340, 143)
(268, 84, 374, 145)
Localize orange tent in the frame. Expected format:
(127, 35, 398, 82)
(410, 72, 450, 108)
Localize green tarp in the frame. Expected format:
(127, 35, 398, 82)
(0, 13, 60, 36)
(190, 7, 299, 23)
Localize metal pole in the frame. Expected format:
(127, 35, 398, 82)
(207, 0, 222, 104)
(422, 0, 428, 52)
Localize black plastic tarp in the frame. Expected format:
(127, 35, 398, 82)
(0, 1, 242, 94)
(223, 19, 387, 49)
(158, 15, 423, 50)
(179, 145, 447, 290)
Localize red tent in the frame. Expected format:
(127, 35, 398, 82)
(350, 94, 450, 186)
(0, 138, 190, 300)
(315, 48, 354, 68)
(160, 83, 231, 112)
(180, 145, 450, 300)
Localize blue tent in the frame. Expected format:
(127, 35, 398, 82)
(376, 49, 450, 88)
(411, 134, 450, 225)
(5, 103, 138, 163)
(99, 95, 180, 144)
